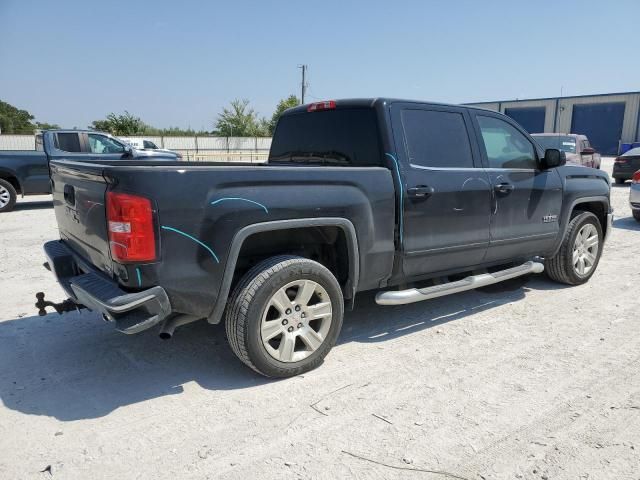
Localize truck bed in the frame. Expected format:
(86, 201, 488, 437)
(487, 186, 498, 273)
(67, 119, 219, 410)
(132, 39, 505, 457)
(49, 159, 397, 321)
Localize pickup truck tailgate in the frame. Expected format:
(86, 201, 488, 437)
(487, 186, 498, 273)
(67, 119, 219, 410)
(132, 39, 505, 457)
(50, 161, 113, 274)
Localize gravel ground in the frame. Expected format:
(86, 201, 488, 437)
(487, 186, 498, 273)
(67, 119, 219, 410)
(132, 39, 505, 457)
(0, 158, 639, 480)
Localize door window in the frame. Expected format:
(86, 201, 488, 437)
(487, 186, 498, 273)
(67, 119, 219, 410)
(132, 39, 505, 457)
(477, 116, 537, 169)
(400, 109, 474, 168)
(55, 133, 83, 152)
(143, 140, 158, 149)
(88, 134, 126, 154)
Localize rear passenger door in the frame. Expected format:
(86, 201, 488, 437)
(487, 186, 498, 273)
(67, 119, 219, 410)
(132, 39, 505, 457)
(471, 112, 563, 262)
(390, 104, 492, 277)
(46, 132, 89, 162)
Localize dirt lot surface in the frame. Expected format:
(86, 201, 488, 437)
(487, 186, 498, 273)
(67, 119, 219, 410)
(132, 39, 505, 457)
(1, 158, 639, 480)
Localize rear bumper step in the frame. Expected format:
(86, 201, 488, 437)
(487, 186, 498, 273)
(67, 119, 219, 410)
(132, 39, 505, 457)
(375, 261, 544, 306)
(43, 240, 172, 334)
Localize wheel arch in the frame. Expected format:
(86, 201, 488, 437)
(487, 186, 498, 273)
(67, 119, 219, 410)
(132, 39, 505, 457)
(207, 217, 360, 324)
(0, 168, 22, 195)
(550, 196, 609, 257)
(570, 198, 608, 234)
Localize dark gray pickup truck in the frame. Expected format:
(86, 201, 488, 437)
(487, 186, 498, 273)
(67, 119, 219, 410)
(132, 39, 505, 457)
(0, 130, 178, 212)
(38, 99, 612, 377)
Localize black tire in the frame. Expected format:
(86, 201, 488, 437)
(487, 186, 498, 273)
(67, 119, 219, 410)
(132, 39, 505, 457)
(0, 178, 17, 213)
(225, 255, 344, 378)
(633, 210, 640, 222)
(545, 211, 603, 285)
(615, 177, 625, 185)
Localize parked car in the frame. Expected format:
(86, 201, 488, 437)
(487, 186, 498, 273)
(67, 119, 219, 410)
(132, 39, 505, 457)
(629, 169, 640, 221)
(531, 133, 601, 169)
(0, 130, 180, 212)
(118, 137, 182, 159)
(613, 147, 640, 184)
(37, 99, 612, 377)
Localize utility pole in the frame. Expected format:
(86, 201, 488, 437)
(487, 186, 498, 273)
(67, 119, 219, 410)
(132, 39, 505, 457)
(298, 64, 307, 104)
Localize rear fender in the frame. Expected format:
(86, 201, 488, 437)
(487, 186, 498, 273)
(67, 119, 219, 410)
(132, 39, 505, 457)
(207, 217, 359, 324)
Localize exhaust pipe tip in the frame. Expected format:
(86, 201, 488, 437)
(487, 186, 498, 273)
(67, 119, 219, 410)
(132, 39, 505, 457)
(158, 314, 202, 340)
(159, 331, 172, 340)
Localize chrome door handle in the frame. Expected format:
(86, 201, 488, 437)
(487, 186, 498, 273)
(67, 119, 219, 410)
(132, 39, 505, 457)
(494, 183, 514, 194)
(407, 185, 435, 198)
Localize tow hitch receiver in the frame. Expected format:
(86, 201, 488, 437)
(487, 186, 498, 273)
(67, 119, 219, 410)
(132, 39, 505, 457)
(35, 292, 84, 316)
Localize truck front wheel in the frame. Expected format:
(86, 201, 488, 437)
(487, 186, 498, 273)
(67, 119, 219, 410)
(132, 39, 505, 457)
(545, 211, 603, 285)
(0, 179, 17, 213)
(225, 255, 344, 377)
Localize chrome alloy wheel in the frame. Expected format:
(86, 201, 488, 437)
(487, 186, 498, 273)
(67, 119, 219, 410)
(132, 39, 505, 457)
(572, 223, 599, 276)
(260, 279, 333, 363)
(0, 184, 10, 209)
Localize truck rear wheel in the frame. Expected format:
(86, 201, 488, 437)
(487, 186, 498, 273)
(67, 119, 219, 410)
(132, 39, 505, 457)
(545, 211, 603, 285)
(225, 255, 344, 377)
(0, 179, 17, 213)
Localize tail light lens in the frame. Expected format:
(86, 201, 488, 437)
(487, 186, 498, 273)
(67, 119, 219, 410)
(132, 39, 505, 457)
(632, 171, 640, 184)
(106, 192, 156, 262)
(614, 157, 626, 164)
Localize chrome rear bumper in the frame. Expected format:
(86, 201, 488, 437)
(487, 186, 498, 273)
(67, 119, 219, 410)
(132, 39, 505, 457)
(43, 240, 171, 334)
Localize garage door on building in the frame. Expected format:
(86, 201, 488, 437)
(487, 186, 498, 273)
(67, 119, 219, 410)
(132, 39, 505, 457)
(570, 102, 625, 155)
(504, 107, 546, 134)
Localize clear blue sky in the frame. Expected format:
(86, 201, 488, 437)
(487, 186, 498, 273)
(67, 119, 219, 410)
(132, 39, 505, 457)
(1, 0, 638, 130)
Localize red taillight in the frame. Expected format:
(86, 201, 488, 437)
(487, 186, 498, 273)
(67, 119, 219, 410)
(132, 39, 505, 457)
(615, 157, 627, 164)
(632, 170, 640, 184)
(106, 192, 156, 262)
(307, 100, 336, 112)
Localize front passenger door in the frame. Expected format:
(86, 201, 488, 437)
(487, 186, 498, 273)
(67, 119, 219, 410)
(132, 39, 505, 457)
(473, 114, 563, 262)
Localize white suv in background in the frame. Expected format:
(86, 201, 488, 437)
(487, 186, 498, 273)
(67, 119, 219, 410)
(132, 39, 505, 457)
(118, 137, 182, 159)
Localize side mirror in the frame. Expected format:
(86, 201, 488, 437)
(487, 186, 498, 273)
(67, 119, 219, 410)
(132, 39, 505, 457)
(123, 145, 133, 156)
(581, 147, 595, 155)
(540, 148, 565, 169)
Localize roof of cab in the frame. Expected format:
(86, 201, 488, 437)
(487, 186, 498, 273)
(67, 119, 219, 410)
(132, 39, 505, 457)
(281, 98, 497, 116)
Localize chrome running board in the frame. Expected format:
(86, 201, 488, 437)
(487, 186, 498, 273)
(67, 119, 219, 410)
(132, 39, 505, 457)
(375, 261, 544, 306)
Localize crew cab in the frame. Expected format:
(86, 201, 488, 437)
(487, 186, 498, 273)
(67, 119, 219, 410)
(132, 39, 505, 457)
(37, 99, 613, 377)
(0, 130, 179, 212)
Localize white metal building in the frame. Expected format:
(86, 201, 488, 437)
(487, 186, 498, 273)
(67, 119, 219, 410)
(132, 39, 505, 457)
(466, 91, 640, 155)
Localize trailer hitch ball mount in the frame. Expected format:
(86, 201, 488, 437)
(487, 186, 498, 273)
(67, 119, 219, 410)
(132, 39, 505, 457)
(35, 292, 83, 316)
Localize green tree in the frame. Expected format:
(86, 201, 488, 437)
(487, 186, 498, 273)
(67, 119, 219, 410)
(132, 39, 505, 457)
(214, 99, 269, 137)
(35, 121, 61, 130)
(90, 111, 146, 135)
(0, 100, 36, 134)
(268, 95, 299, 134)
(143, 125, 210, 136)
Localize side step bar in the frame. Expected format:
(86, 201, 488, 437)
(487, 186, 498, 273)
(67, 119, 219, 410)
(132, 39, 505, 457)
(375, 261, 544, 306)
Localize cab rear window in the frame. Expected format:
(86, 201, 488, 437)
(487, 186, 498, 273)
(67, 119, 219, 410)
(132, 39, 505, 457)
(269, 108, 382, 166)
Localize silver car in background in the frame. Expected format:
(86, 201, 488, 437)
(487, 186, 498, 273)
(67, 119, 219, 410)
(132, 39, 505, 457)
(532, 133, 601, 169)
(629, 167, 640, 222)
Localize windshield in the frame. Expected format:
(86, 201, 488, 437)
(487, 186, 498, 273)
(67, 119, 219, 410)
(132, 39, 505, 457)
(269, 108, 382, 166)
(532, 135, 577, 154)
